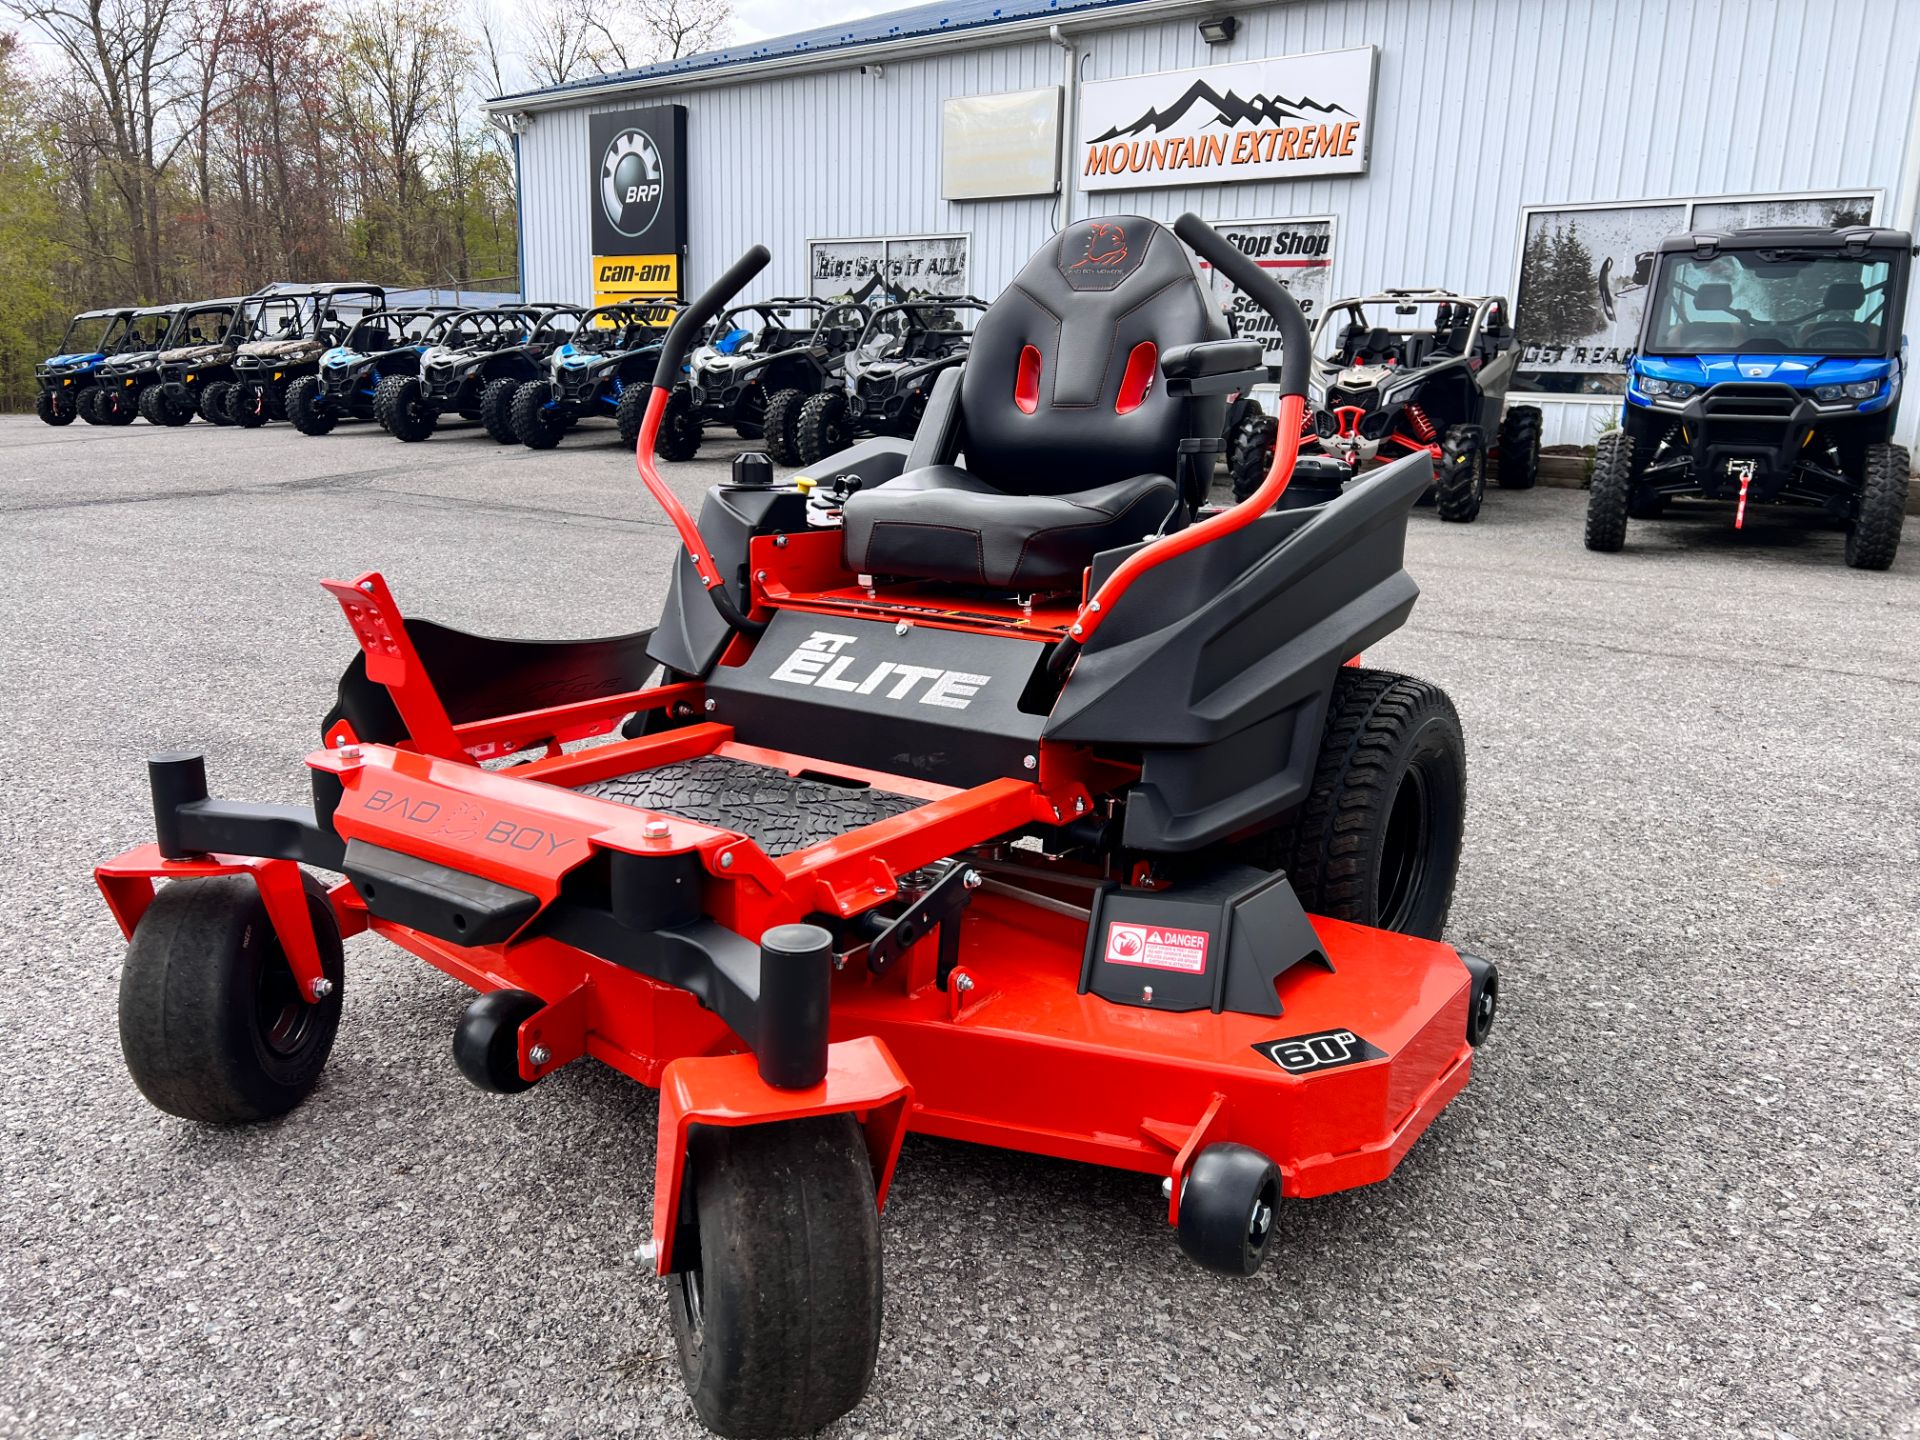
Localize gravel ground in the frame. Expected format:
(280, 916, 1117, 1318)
(0, 412, 1915, 1440)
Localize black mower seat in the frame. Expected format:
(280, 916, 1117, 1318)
(842, 465, 1179, 591)
(842, 214, 1226, 593)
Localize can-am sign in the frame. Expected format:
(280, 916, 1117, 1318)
(1078, 47, 1377, 191)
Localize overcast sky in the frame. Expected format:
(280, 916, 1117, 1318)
(731, 0, 905, 43)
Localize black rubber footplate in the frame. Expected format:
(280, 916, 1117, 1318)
(576, 756, 921, 857)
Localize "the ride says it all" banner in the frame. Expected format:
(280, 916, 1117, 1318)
(1078, 47, 1377, 192)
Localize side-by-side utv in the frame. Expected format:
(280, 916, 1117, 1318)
(89, 304, 188, 425)
(34, 306, 135, 425)
(284, 308, 453, 436)
(407, 306, 585, 444)
(508, 302, 674, 449)
(1586, 224, 1913, 569)
(157, 286, 300, 426)
(98, 215, 1497, 1439)
(227, 283, 386, 426)
(792, 297, 985, 465)
(666, 297, 869, 464)
(131, 300, 245, 425)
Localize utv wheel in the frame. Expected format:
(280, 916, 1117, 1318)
(761, 387, 805, 466)
(1435, 425, 1486, 521)
(78, 386, 108, 424)
(100, 386, 139, 425)
(377, 375, 436, 441)
(228, 381, 269, 428)
(1228, 413, 1281, 504)
(511, 382, 566, 449)
(199, 382, 235, 425)
(796, 391, 851, 465)
(656, 384, 702, 460)
(615, 383, 650, 449)
(1252, 667, 1465, 940)
(118, 873, 344, 1124)
(1497, 404, 1542, 490)
(1845, 442, 1909, 571)
(284, 375, 336, 436)
(478, 377, 519, 444)
(1176, 1143, 1281, 1277)
(731, 386, 767, 439)
(35, 389, 76, 425)
(669, 1115, 882, 1437)
(158, 390, 195, 426)
(137, 384, 168, 425)
(1584, 430, 1634, 552)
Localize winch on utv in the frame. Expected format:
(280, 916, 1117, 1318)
(1586, 224, 1914, 569)
(665, 296, 869, 465)
(406, 305, 585, 444)
(508, 301, 673, 449)
(792, 297, 985, 465)
(99, 214, 1498, 1440)
(1231, 288, 1541, 521)
(285, 307, 453, 437)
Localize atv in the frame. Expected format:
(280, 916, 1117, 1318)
(1229, 288, 1541, 522)
(668, 296, 869, 464)
(792, 297, 985, 466)
(509, 302, 673, 450)
(89, 304, 188, 425)
(227, 283, 386, 427)
(1586, 224, 1914, 569)
(157, 286, 301, 426)
(284, 307, 453, 437)
(404, 305, 586, 444)
(34, 306, 135, 426)
(97, 213, 1497, 1439)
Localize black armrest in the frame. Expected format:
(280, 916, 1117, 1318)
(1161, 338, 1264, 379)
(905, 365, 965, 471)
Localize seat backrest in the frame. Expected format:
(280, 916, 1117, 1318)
(958, 216, 1226, 496)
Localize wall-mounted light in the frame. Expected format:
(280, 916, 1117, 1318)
(1197, 16, 1237, 45)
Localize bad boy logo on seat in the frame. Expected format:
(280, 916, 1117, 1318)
(769, 630, 989, 710)
(599, 128, 665, 239)
(1061, 218, 1147, 291)
(1070, 223, 1129, 270)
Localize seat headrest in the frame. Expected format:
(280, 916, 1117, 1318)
(1693, 282, 1734, 312)
(1823, 280, 1865, 313)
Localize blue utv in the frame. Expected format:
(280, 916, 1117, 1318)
(34, 307, 137, 425)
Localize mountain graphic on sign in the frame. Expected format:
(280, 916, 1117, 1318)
(1088, 81, 1351, 142)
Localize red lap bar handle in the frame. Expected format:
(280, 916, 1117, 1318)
(1054, 213, 1317, 669)
(634, 245, 773, 629)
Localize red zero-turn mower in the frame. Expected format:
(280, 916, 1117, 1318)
(99, 214, 1496, 1438)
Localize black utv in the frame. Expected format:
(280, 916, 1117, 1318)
(665, 297, 868, 464)
(1587, 224, 1914, 569)
(792, 298, 985, 466)
(227, 283, 385, 426)
(509, 302, 672, 450)
(391, 305, 585, 444)
(89, 304, 189, 424)
(156, 285, 300, 425)
(282, 308, 451, 436)
(130, 300, 244, 425)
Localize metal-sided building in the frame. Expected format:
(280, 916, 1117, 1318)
(487, 0, 1920, 445)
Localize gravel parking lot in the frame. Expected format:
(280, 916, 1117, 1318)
(1, 412, 1915, 1440)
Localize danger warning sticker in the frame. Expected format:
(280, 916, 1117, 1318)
(1103, 921, 1210, 974)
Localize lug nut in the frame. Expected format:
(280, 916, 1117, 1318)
(309, 977, 335, 1000)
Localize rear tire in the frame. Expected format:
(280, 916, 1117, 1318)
(669, 1115, 882, 1437)
(656, 384, 702, 460)
(1248, 667, 1466, 941)
(762, 387, 805, 466)
(1846, 441, 1909, 570)
(479, 377, 519, 444)
(1228, 413, 1280, 504)
(1497, 404, 1541, 489)
(377, 375, 435, 441)
(228, 381, 269, 428)
(36, 388, 75, 425)
(796, 391, 851, 465)
(511, 381, 566, 449)
(118, 873, 344, 1124)
(200, 382, 235, 425)
(285, 375, 336, 436)
(1584, 430, 1634, 552)
(1434, 425, 1485, 522)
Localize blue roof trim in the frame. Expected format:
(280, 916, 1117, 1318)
(492, 0, 1149, 104)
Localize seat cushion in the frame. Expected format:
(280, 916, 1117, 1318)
(843, 464, 1179, 592)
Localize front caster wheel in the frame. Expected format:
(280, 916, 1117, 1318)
(452, 988, 544, 1093)
(1463, 952, 1499, 1046)
(1177, 1143, 1281, 1276)
(670, 1114, 882, 1437)
(118, 872, 344, 1123)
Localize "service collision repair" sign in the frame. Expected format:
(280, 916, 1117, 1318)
(1078, 47, 1376, 191)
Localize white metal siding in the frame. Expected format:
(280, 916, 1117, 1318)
(516, 0, 1920, 445)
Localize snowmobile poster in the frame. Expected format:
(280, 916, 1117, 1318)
(808, 233, 972, 301)
(1077, 46, 1377, 191)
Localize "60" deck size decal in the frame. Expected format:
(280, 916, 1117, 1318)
(1252, 1029, 1385, 1074)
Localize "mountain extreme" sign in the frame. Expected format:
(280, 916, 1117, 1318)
(1077, 46, 1377, 191)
